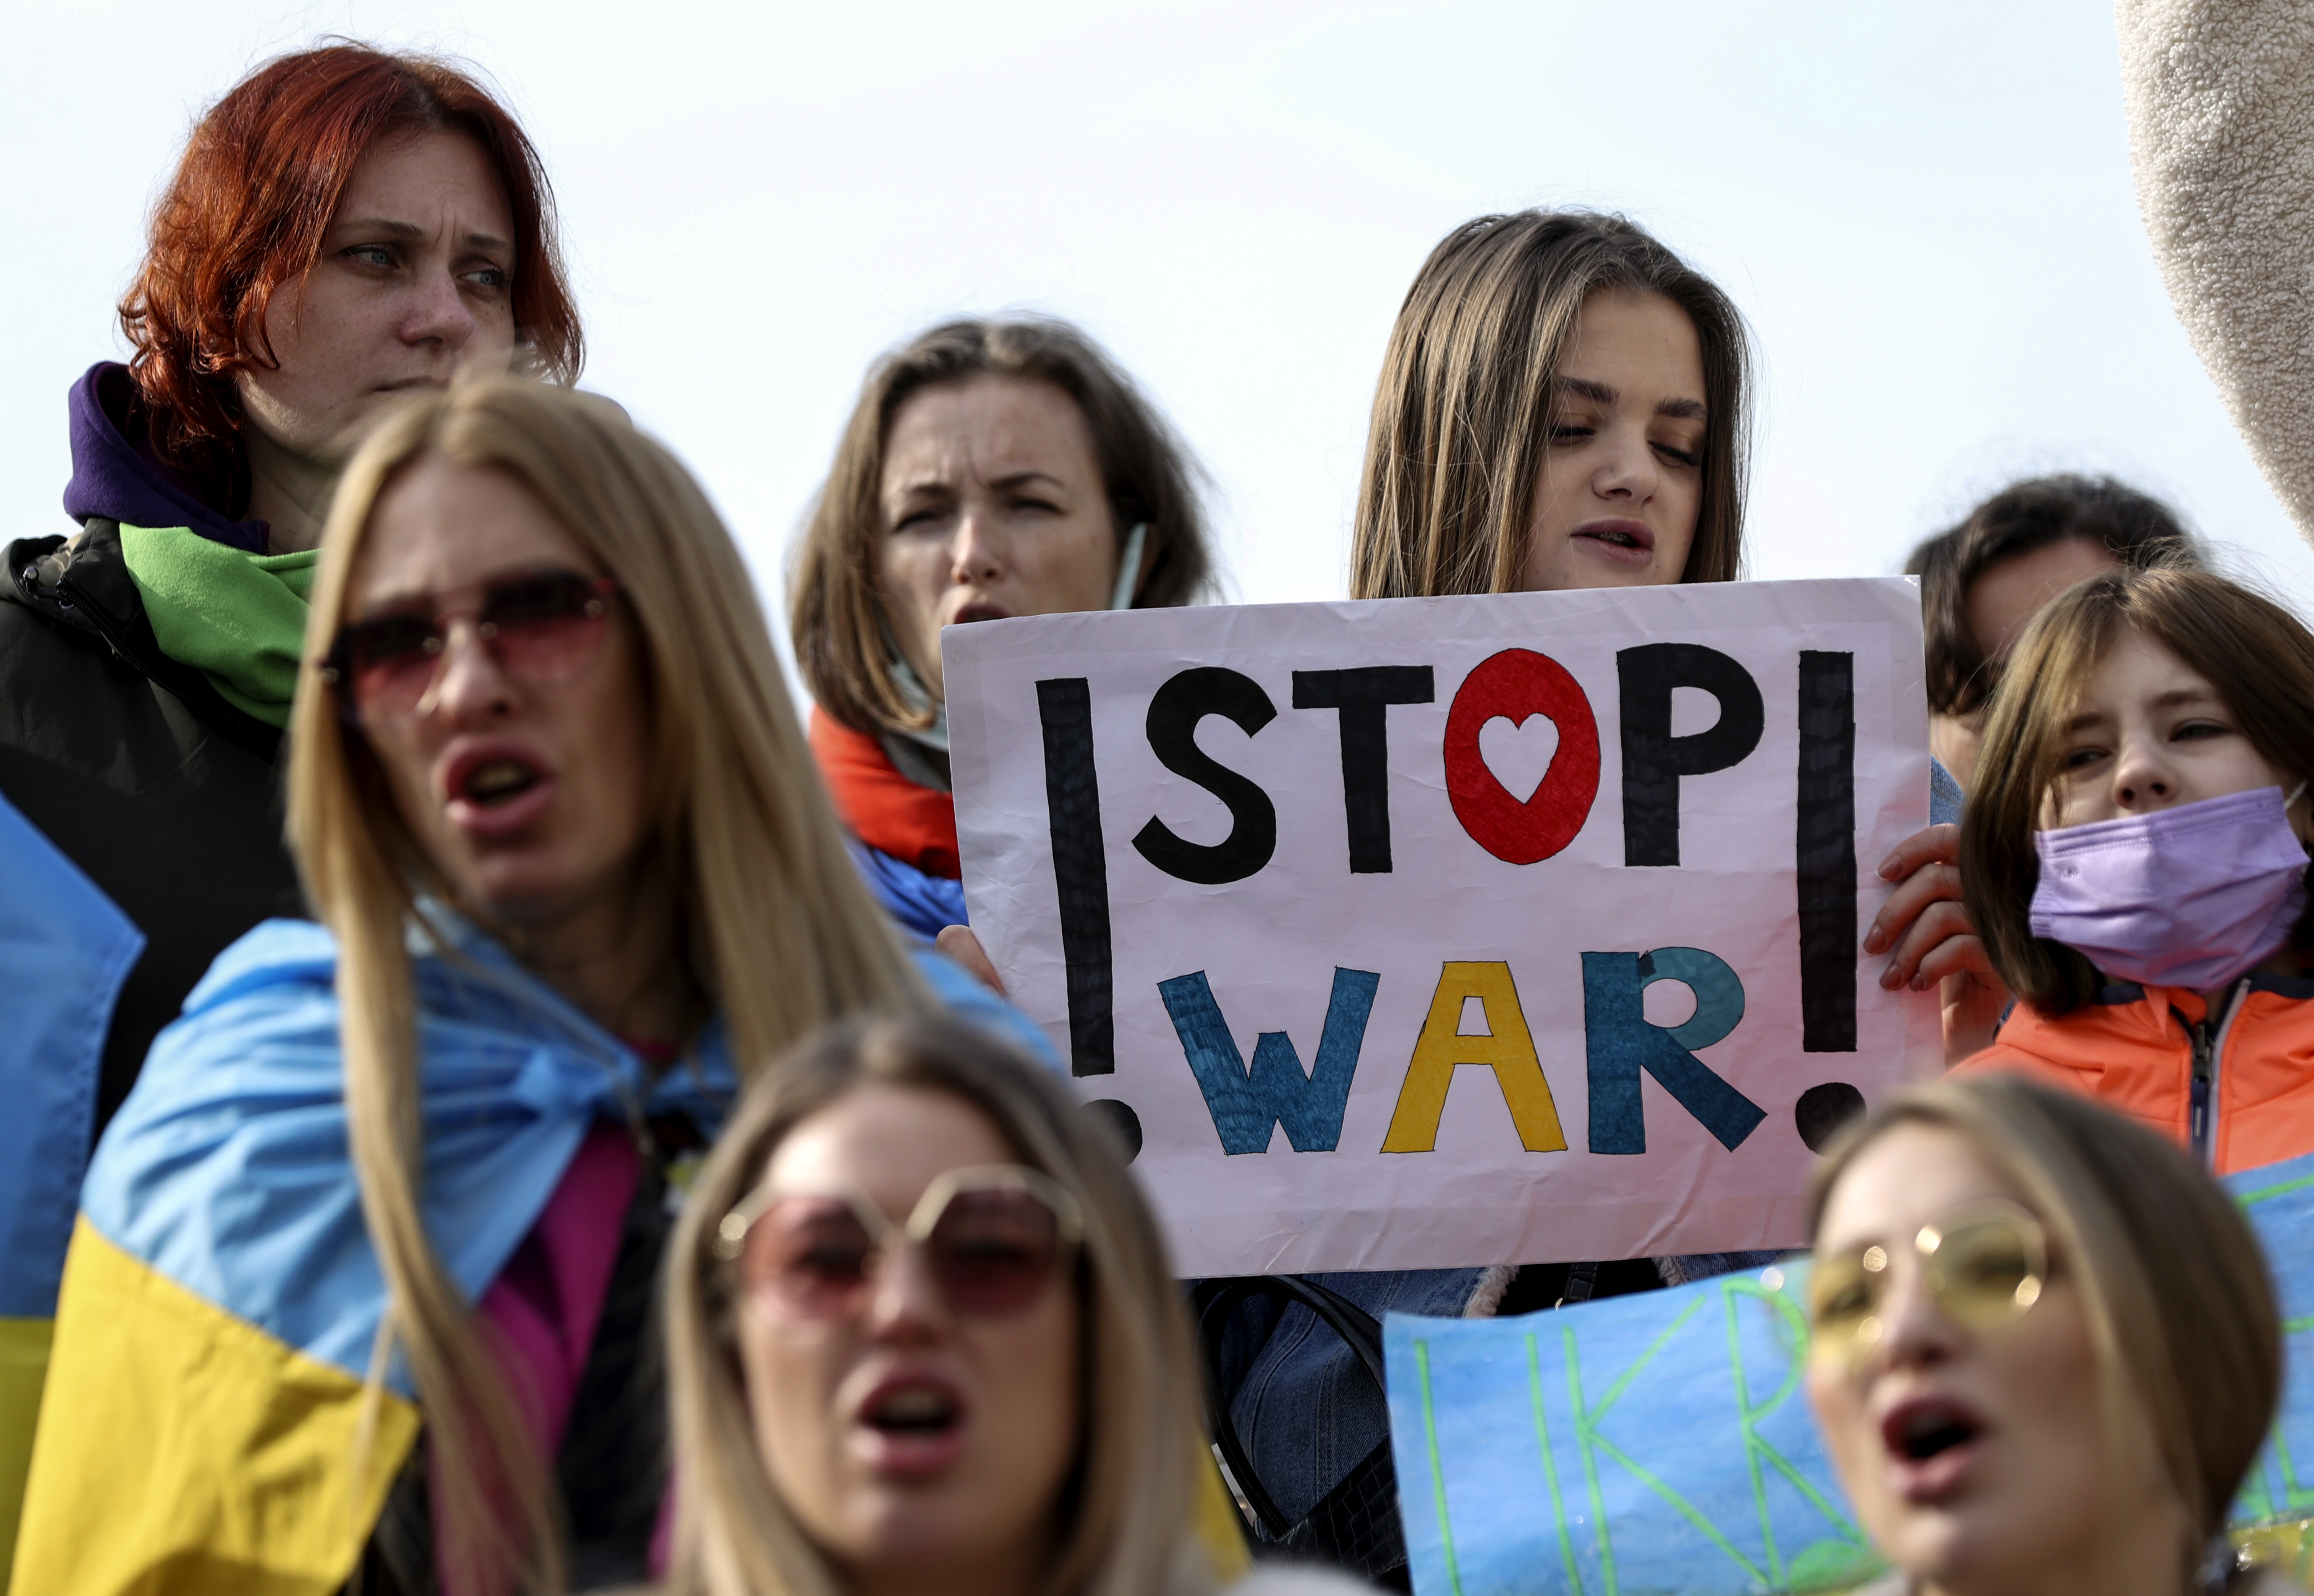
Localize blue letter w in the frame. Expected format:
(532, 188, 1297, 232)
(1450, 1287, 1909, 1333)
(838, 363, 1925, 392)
(1156, 968, 1381, 1154)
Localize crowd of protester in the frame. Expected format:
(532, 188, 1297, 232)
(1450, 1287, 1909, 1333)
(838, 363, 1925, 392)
(4, 6, 2312, 1592)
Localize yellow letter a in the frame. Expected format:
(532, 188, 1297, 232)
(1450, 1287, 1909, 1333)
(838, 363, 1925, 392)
(1381, 962, 1568, 1153)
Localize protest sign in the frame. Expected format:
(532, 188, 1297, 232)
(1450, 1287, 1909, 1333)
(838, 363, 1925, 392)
(1382, 1148, 2314, 1596)
(947, 579, 1938, 1276)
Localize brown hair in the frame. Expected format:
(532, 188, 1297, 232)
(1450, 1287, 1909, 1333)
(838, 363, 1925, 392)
(660, 1016, 1210, 1596)
(122, 44, 581, 515)
(1811, 1074, 2280, 1588)
(790, 316, 1214, 736)
(290, 379, 924, 1592)
(1905, 475, 2204, 717)
(1350, 209, 1750, 599)
(1960, 565, 2314, 1014)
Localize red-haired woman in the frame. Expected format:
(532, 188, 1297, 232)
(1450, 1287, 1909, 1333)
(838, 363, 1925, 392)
(0, 42, 579, 1553)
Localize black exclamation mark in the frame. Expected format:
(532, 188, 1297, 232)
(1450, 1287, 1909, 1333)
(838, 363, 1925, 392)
(1797, 652, 1857, 1052)
(1036, 678, 1114, 1075)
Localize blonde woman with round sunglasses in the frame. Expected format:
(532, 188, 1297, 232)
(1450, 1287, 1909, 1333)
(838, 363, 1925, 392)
(1805, 1074, 2289, 1596)
(660, 1014, 1364, 1596)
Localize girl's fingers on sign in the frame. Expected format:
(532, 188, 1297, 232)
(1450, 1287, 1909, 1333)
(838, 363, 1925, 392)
(1881, 898, 1982, 991)
(1863, 823, 1960, 958)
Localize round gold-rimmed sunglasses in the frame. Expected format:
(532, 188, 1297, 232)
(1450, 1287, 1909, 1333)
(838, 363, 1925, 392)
(715, 1164, 1085, 1320)
(1809, 1199, 2051, 1364)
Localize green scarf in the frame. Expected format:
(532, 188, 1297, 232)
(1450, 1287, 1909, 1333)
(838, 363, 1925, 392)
(118, 523, 319, 729)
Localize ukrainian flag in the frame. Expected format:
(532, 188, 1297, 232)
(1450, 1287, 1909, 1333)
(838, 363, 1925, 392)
(0, 788, 142, 1585)
(9, 917, 737, 1595)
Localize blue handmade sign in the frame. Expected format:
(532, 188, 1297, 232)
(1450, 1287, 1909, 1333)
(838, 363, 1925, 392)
(1385, 1150, 2314, 1595)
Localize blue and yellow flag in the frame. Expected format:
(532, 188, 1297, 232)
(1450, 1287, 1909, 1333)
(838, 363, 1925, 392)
(0, 787, 142, 1582)
(9, 916, 739, 1595)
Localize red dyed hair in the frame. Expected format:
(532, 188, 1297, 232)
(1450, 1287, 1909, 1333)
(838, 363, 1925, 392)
(121, 44, 582, 513)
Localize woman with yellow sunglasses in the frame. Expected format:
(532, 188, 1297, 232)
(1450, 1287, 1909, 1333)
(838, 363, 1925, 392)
(1804, 1075, 2289, 1596)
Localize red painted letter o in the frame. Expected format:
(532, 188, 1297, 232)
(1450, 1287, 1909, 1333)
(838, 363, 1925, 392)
(1443, 649, 1601, 864)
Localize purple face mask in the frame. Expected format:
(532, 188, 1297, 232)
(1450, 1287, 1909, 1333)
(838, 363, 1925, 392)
(2030, 785, 2311, 991)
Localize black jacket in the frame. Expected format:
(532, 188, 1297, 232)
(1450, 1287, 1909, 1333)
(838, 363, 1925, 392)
(1, 365, 304, 1139)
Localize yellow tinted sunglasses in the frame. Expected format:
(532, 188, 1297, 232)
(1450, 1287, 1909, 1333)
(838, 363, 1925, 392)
(1809, 1199, 2049, 1364)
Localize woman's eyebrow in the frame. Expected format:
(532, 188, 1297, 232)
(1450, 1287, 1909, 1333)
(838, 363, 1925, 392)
(332, 216, 423, 240)
(1553, 376, 1706, 421)
(886, 473, 957, 499)
(330, 216, 512, 253)
(1553, 375, 1617, 406)
(2150, 686, 2223, 711)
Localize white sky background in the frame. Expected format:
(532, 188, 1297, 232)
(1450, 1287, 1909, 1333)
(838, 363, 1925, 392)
(10, 0, 2314, 654)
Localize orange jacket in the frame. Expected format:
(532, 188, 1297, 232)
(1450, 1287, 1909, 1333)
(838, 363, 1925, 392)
(1955, 974, 2314, 1173)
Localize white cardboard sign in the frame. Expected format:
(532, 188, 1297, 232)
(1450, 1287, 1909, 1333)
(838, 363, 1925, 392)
(946, 579, 1936, 1277)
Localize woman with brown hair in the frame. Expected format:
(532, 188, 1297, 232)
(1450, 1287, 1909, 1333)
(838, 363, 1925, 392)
(1202, 213, 1775, 1583)
(789, 316, 1213, 945)
(1806, 1072, 2287, 1596)
(657, 1012, 1357, 1596)
(1953, 564, 2314, 1173)
(1350, 209, 1749, 600)
(0, 41, 580, 1563)
(11, 380, 1052, 1594)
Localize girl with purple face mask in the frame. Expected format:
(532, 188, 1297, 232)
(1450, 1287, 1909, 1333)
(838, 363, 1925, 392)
(1954, 565, 2314, 1174)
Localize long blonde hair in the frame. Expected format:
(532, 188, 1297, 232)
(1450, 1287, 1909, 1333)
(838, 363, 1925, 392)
(287, 378, 930, 1592)
(1351, 209, 1751, 599)
(1811, 1074, 2280, 1588)
(662, 1017, 1208, 1596)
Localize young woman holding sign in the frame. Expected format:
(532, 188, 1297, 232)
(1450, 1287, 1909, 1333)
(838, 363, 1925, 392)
(1805, 1073, 2286, 1596)
(1357, 213, 1772, 1308)
(1954, 564, 2314, 1174)
(790, 317, 1214, 945)
(1194, 211, 1786, 1581)
(12, 381, 1050, 1594)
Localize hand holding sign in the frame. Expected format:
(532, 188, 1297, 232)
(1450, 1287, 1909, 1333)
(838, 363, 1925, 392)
(946, 579, 1937, 1276)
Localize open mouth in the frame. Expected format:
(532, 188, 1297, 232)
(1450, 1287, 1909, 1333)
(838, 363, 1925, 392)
(865, 1383, 961, 1438)
(458, 756, 546, 808)
(1573, 519, 1654, 554)
(1883, 1399, 1981, 1463)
